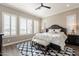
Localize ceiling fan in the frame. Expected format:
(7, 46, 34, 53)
(35, 3, 51, 10)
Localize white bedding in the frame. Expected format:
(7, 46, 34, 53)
(32, 32, 67, 50)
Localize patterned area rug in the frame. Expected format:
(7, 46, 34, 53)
(16, 41, 76, 56)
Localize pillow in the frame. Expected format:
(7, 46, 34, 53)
(48, 29, 55, 33)
(54, 29, 61, 33)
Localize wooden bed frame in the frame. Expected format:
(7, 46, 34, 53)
(46, 24, 67, 35)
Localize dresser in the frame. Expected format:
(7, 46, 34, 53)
(0, 33, 4, 56)
(66, 35, 79, 45)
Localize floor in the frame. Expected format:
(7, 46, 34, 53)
(2, 44, 22, 56)
(2, 42, 79, 56)
(66, 44, 79, 56)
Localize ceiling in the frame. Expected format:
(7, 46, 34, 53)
(1, 3, 79, 18)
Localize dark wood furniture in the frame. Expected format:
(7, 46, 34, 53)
(0, 33, 4, 56)
(65, 35, 79, 45)
(47, 43, 61, 52)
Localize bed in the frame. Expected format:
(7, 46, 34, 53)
(32, 25, 67, 52)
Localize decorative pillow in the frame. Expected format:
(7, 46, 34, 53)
(54, 29, 61, 33)
(48, 29, 55, 33)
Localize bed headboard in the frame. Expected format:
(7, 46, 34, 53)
(46, 24, 67, 35)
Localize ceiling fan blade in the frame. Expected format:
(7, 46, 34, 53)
(35, 3, 51, 10)
(35, 6, 41, 10)
(43, 6, 51, 9)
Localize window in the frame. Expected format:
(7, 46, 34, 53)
(3, 13, 40, 36)
(3, 13, 17, 36)
(3, 14, 10, 36)
(19, 17, 27, 35)
(19, 17, 39, 34)
(27, 19, 33, 34)
(66, 14, 76, 34)
(19, 17, 33, 35)
(11, 16, 17, 35)
(34, 20, 39, 33)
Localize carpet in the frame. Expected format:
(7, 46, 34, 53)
(16, 40, 76, 56)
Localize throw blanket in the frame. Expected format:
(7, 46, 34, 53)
(32, 32, 67, 50)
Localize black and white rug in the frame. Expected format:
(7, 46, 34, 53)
(16, 41, 76, 56)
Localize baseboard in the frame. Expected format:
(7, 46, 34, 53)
(3, 39, 32, 47)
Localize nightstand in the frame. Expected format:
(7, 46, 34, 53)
(66, 35, 79, 45)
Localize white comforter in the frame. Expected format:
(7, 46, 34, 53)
(32, 32, 67, 50)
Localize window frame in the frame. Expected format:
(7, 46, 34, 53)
(2, 12, 17, 37)
(19, 16, 27, 35)
(33, 20, 39, 33)
(66, 14, 76, 34)
(19, 16, 34, 35)
(26, 19, 33, 34)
